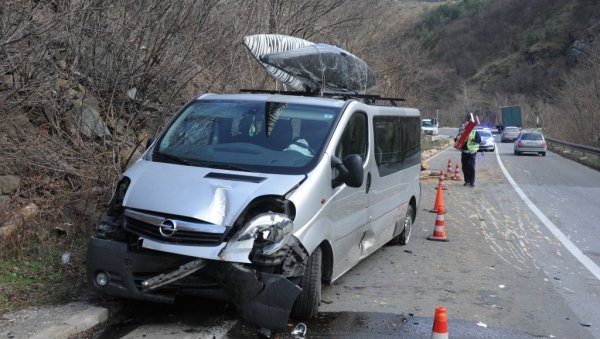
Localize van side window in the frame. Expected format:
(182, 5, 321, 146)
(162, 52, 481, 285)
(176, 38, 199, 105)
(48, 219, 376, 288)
(373, 116, 421, 176)
(335, 113, 368, 162)
(401, 117, 421, 166)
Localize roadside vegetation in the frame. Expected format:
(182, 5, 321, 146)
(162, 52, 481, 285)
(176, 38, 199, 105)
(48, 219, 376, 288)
(412, 0, 600, 146)
(0, 0, 599, 314)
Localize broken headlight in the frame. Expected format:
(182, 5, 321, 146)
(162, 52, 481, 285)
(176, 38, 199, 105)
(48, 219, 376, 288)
(107, 176, 131, 216)
(94, 176, 130, 237)
(233, 213, 292, 255)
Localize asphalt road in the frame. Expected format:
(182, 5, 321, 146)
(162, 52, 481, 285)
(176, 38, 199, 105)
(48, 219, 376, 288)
(93, 133, 600, 338)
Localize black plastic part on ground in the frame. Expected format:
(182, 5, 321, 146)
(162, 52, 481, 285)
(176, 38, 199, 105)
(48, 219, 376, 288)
(225, 311, 536, 338)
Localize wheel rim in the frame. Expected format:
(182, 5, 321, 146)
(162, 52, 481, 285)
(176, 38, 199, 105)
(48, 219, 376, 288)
(402, 213, 412, 243)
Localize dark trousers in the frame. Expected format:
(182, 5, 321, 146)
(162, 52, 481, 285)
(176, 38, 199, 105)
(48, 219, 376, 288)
(461, 151, 477, 185)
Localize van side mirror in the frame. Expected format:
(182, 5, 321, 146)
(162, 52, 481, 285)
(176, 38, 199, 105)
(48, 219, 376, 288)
(146, 136, 155, 150)
(331, 154, 364, 188)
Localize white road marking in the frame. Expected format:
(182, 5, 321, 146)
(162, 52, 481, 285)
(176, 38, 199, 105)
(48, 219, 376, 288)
(494, 148, 600, 280)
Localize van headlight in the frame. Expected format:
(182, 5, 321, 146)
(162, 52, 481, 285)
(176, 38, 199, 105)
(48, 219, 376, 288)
(107, 176, 130, 214)
(233, 213, 292, 255)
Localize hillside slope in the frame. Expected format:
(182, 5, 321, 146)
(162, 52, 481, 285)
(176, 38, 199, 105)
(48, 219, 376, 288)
(415, 0, 600, 98)
(410, 0, 600, 131)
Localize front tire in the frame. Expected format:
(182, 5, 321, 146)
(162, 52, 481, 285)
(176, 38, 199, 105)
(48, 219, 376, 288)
(389, 205, 414, 245)
(398, 205, 414, 245)
(290, 247, 322, 320)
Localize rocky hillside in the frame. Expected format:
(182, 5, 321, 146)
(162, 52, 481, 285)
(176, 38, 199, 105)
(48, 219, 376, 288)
(410, 0, 600, 137)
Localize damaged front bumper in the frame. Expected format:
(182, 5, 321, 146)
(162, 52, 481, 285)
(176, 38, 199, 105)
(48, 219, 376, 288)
(87, 236, 306, 331)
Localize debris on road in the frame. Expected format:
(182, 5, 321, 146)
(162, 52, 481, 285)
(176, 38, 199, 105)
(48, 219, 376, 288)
(290, 322, 307, 337)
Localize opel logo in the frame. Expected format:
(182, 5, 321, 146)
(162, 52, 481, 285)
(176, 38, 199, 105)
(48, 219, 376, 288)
(159, 219, 177, 237)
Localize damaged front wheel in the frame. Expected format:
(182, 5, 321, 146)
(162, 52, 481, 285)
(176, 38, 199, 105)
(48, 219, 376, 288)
(290, 246, 322, 320)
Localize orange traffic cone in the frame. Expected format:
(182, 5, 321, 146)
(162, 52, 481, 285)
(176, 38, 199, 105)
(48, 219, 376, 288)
(429, 184, 446, 214)
(434, 170, 447, 190)
(431, 306, 449, 338)
(427, 207, 449, 241)
(446, 159, 453, 180)
(452, 164, 461, 181)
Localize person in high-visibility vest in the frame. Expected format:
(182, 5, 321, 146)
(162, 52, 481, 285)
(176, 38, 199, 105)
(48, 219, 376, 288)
(461, 125, 481, 187)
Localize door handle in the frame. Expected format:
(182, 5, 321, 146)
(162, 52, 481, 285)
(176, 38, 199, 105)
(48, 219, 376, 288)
(365, 172, 371, 194)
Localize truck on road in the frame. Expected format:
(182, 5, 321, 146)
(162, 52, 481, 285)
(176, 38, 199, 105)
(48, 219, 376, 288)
(421, 118, 438, 135)
(497, 105, 522, 132)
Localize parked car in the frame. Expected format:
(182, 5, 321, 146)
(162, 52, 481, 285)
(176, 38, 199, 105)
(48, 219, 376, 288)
(477, 130, 495, 152)
(501, 126, 520, 142)
(514, 131, 546, 156)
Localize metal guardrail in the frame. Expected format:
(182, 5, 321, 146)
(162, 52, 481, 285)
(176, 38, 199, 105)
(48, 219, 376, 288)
(545, 137, 600, 170)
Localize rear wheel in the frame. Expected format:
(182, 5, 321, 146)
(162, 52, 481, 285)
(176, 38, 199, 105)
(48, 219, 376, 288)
(541, 152, 546, 157)
(290, 247, 322, 320)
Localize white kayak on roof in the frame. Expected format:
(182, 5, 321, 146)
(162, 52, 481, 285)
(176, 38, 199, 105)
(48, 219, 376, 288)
(260, 43, 377, 94)
(243, 34, 314, 91)
(244, 34, 377, 94)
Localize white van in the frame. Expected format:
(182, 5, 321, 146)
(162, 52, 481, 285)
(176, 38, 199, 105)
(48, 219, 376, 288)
(421, 118, 438, 135)
(86, 92, 421, 330)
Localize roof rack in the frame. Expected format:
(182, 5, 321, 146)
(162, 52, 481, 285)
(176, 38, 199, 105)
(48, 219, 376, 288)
(239, 89, 405, 107)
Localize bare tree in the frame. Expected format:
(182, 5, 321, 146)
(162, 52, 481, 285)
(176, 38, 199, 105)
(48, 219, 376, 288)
(551, 41, 600, 146)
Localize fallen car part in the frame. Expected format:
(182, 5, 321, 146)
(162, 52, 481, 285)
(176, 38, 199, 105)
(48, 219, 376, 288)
(218, 263, 302, 331)
(291, 322, 307, 337)
(141, 259, 206, 292)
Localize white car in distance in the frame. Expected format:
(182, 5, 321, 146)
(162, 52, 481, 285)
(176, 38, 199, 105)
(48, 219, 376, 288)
(421, 119, 438, 135)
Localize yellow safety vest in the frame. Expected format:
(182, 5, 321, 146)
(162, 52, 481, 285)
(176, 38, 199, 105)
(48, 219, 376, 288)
(467, 131, 479, 153)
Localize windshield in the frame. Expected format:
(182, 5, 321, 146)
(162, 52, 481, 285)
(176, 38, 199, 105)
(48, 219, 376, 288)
(521, 133, 543, 140)
(422, 120, 434, 127)
(505, 127, 519, 132)
(154, 100, 340, 174)
(479, 131, 492, 138)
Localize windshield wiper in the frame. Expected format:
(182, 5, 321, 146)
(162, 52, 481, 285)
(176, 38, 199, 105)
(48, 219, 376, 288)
(153, 152, 192, 166)
(154, 152, 250, 171)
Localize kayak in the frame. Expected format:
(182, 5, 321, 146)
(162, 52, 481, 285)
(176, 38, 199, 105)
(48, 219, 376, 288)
(244, 34, 377, 93)
(259, 43, 377, 93)
(243, 34, 314, 91)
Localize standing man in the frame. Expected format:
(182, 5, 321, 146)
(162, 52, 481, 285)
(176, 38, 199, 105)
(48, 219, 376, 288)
(461, 124, 481, 187)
